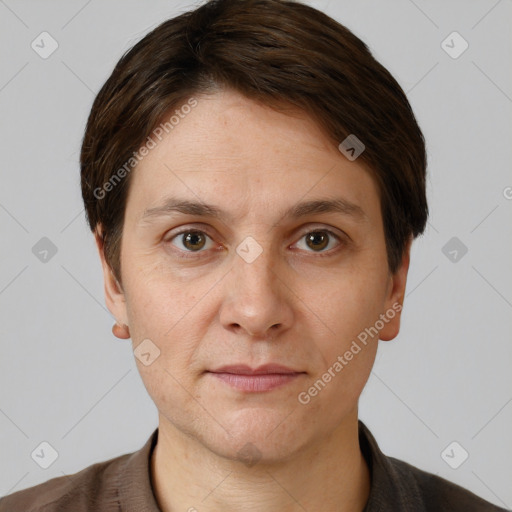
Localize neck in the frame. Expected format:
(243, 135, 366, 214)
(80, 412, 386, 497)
(150, 411, 370, 512)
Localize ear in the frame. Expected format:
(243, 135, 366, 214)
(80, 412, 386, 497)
(94, 225, 130, 339)
(379, 237, 413, 342)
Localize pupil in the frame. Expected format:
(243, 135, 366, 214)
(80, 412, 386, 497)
(184, 232, 205, 251)
(308, 232, 328, 251)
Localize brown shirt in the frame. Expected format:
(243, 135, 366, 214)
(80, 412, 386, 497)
(0, 421, 507, 511)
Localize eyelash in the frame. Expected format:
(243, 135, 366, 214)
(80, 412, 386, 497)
(164, 227, 346, 259)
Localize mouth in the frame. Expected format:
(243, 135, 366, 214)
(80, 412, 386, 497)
(206, 364, 306, 392)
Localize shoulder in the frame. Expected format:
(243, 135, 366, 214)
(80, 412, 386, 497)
(388, 456, 508, 511)
(358, 420, 508, 512)
(0, 451, 130, 512)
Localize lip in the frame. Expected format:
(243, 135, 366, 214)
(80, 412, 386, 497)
(208, 364, 302, 375)
(206, 364, 305, 392)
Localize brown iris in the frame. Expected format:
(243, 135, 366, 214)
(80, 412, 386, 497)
(305, 231, 329, 251)
(182, 231, 207, 251)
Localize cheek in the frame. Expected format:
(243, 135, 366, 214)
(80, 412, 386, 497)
(123, 262, 218, 382)
(125, 280, 204, 421)
(302, 266, 386, 391)
(123, 254, 198, 334)
(295, 328, 378, 432)
(313, 267, 388, 340)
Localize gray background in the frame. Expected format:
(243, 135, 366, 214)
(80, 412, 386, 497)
(1, 0, 511, 508)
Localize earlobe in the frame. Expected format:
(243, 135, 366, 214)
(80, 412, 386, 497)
(112, 322, 131, 339)
(379, 237, 412, 342)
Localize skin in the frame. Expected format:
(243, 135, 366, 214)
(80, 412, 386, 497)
(95, 89, 411, 512)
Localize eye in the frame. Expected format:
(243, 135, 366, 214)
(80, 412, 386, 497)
(165, 227, 345, 257)
(294, 229, 342, 253)
(168, 229, 215, 252)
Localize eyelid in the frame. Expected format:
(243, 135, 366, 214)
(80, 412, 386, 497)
(165, 226, 216, 251)
(164, 223, 349, 256)
(290, 226, 346, 254)
(295, 223, 347, 239)
(164, 225, 230, 261)
(164, 223, 217, 242)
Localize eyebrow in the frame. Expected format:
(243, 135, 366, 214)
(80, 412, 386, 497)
(140, 196, 368, 224)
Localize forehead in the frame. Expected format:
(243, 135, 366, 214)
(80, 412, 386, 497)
(126, 89, 381, 226)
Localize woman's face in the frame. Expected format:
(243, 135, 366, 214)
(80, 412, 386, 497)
(98, 89, 409, 462)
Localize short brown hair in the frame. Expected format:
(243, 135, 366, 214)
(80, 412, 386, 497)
(81, 0, 428, 283)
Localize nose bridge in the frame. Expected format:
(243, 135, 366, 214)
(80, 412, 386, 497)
(233, 233, 279, 301)
(220, 233, 292, 336)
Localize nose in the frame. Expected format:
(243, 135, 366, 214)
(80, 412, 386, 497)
(219, 241, 294, 340)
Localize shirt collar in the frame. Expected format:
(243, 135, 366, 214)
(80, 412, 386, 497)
(116, 421, 417, 512)
(359, 420, 423, 511)
(118, 427, 162, 512)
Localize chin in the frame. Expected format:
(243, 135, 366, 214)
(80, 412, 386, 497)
(209, 408, 307, 461)
(208, 434, 302, 467)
